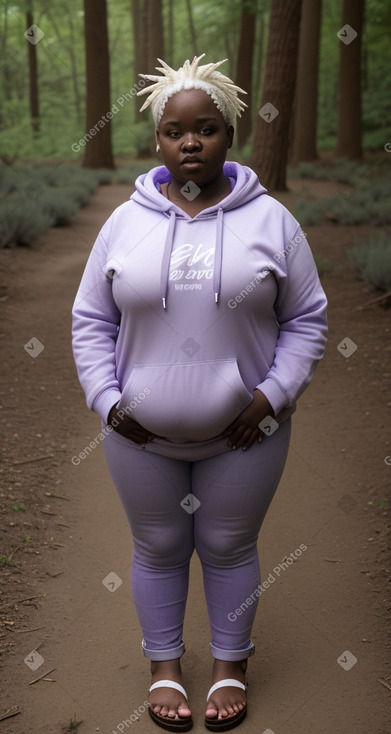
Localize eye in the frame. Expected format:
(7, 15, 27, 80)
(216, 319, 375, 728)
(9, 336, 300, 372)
(168, 130, 181, 138)
(200, 127, 214, 135)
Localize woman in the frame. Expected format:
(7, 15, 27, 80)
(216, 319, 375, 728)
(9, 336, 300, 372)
(72, 55, 327, 732)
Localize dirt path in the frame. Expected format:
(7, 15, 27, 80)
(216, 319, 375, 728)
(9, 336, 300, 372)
(0, 183, 390, 734)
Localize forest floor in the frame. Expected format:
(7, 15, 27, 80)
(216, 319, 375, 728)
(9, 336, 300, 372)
(0, 172, 390, 734)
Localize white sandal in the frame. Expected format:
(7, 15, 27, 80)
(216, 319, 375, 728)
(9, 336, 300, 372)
(205, 679, 247, 732)
(148, 679, 193, 732)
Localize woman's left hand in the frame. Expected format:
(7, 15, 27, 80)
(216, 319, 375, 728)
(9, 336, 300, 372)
(222, 389, 275, 451)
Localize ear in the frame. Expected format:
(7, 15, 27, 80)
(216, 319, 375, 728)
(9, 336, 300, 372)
(226, 125, 234, 149)
(155, 129, 160, 146)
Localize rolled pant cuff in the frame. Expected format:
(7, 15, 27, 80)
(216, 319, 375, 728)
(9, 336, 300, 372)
(210, 641, 255, 661)
(141, 639, 185, 661)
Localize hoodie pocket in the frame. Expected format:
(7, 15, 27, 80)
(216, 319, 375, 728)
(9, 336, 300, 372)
(118, 359, 253, 442)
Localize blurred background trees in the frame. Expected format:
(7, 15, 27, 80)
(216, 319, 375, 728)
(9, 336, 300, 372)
(0, 0, 390, 188)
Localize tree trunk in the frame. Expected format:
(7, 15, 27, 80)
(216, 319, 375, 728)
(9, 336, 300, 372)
(184, 0, 198, 57)
(1, 0, 12, 105)
(336, 0, 365, 159)
(68, 11, 82, 124)
(26, 7, 40, 135)
(131, 0, 159, 156)
(250, 0, 303, 190)
(167, 0, 174, 64)
(235, 0, 256, 149)
(290, 0, 322, 164)
(147, 0, 164, 69)
(82, 0, 114, 169)
(45, 8, 82, 124)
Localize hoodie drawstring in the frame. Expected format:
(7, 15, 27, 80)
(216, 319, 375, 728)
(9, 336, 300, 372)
(161, 207, 224, 309)
(161, 209, 177, 309)
(213, 208, 223, 304)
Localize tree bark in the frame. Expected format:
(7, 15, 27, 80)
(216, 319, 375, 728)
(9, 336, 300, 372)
(250, 0, 303, 190)
(336, 0, 365, 159)
(235, 0, 256, 149)
(131, 0, 160, 156)
(184, 0, 198, 57)
(82, 0, 114, 169)
(290, 0, 322, 164)
(26, 7, 40, 135)
(167, 0, 174, 64)
(147, 0, 164, 69)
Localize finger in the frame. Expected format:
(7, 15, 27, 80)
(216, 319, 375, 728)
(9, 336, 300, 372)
(228, 425, 250, 449)
(233, 427, 255, 449)
(242, 429, 260, 451)
(222, 421, 238, 437)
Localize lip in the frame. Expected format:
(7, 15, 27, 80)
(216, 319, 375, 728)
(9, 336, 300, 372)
(181, 157, 204, 165)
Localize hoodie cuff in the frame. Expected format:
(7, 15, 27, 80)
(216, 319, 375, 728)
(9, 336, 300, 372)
(92, 389, 122, 424)
(255, 377, 289, 417)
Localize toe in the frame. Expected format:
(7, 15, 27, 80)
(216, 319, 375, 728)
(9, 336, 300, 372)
(178, 703, 192, 718)
(206, 703, 218, 719)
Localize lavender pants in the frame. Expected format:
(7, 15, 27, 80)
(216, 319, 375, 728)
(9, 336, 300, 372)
(102, 419, 291, 661)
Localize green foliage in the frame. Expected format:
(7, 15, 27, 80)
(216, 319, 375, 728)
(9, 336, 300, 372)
(0, 194, 53, 247)
(295, 190, 390, 227)
(317, 0, 391, 152)
(94, 169, 115, 185)
(291, 159, 391, 226)
(349, 233, 391, 291)
(0, 0, 390, 162)
(294, 199, 328, 226)
(0, 163, 102, 247)
(116, 161, 154, 185)
(315, 256, 332, 277)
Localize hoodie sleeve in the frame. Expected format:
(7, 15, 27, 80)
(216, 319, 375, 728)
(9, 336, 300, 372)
(256, 224, 328, 417)
(72, 216, 122, 424)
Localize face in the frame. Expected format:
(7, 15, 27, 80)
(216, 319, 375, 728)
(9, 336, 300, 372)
(156, 89, 234, 187)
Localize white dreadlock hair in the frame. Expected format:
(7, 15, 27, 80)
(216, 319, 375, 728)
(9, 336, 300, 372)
(137, 54, 247, 128)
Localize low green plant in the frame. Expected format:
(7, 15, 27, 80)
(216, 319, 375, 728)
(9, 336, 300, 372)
(294, 199, 327, 225)
(63, 714, 83, 733)
(315, 256, 332, 277)
(0, 195, 52, 247)
(349, 233, 391, 291)
(94, 168, 114, 185)
(40, 187, 81, 225)
(0, 163, 105, 246)
(116, 161, 151, 184)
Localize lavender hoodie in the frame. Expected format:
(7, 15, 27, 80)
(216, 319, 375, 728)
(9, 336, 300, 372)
(72, 162, 327, 444)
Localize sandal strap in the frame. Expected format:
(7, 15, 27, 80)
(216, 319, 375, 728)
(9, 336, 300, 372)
(149, 679, 188, 701)
(206, 678, 246, 701)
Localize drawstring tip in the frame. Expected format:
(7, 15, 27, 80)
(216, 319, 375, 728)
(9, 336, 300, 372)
(162, 297, 167, 309)
(214, 293, 219, 304)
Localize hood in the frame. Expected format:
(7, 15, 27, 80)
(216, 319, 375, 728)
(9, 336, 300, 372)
(130, 162, 268, 308)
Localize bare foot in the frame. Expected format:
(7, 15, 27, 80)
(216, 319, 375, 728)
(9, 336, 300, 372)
(149, 659, 192, 720)
(205, 659, 247, 721)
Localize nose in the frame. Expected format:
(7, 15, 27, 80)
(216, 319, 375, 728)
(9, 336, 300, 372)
(181, 133, 201, 151)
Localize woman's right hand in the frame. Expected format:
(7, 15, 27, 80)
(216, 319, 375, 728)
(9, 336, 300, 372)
(108, 405, 156, 445)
